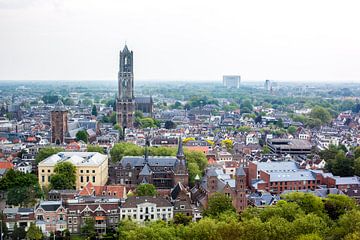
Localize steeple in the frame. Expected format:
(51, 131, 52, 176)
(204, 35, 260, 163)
(176, 136, 185, 160)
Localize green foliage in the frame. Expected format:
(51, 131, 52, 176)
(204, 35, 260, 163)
(35, 147, 62, 164)
(173, 213, 192, 225)
(50, 162, 76, 190)
(12, 223, 26, 240)
(203, 193, 236, 218)
(237, 126, 252, 133)
(183, 137, 196, 144)
(114, 193, 360, 240)
(287, 126, 297, 135)
(110, 142, 143, 162)
(323, 194, 356, 220)
(81, 218, 96, 239)
(82, 98, 93, 106)
(326, 151, 354, 177)
(42, 94, 59, 104)
(221, 139, 233, 151)
(76, 130, 89, 143)
(136, 183, 157, 196)
(262, 145, 271, 154)
(310, 106, 332, 125)
(26, 222, 43, 240)
(87, 145, 104, 154)
(0, 169, 42, 206)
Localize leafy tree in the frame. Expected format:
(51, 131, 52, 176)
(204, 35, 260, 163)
(76, 130, 89, 143)
(165, 120, 176, 129)
(221, 139, 233, 151)
(203, 193, 235, 218)
(0, 215, 8, 239)
(326, 151, 354, 177)
(35, 147, 62, 164)
(309, 106, 332, 125)
(187, 162, 201, 186)
(262, 145, 271, 154)
(110, 142, 143, 162)
(354, 157, 360, 176)
(50, 162, 76, 190)
(42, 94, 59, 104)
(12, 223, 26, 240)
(82, 98, 93, 106)
(173, 213, 192, 225)
(87, 145, 104, 154)
(136, 183, 157, 196)
(184, 150, 208, 172)
(281, 192, 324, 215)
(91, 105, 98, 116)
(287, 126, 297, 135)
(324, 194, 356, 220)
(237, 126, 252, 133)
(0, 169, 42, 207)
(62, 97, 75, 106)
(354, 146, 360, 159)
(81, 218, 96, 239)
(26, 222, 43, 240)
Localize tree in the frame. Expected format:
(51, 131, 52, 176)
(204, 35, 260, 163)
(203, 193, 235, 217)
(324, 194, 356, 220)
(327, 151, 354, 177)
(0, 215, 8, 239)
(82, 98, 93, 106)
(173, 213, 192, 225)
(76, 130, 89, 143)
(354, 146, 360, 159)
(221, 139, 233, 151)
(136, 183, 157, 196)
(287, 126, 297, 135)
(87, 145, 104, 154)
(26, 222, 43, 240)
(81, 218, 96, 239)
(262, 145, 271, 154)
(35, 147, 62, 164)
(165, 120, 176, 129)
(91, 105, 98, 116)
(354, 157, 360, 176)
(12, 223, 26, 240)
(110, 142, 143, 162)
(0, 169, 42, 207)
(310, 106, 332, 125)
(50, 162, 76, 190)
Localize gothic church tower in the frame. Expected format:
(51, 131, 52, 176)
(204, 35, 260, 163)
(116, 45, 135, 129)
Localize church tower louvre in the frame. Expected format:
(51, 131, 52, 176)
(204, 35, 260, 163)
(116, 44, 135, 129)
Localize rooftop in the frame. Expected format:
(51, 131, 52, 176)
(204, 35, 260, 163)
(38, 152, 107, 167)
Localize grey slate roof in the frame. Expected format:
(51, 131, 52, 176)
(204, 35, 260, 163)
(139, 163, 152, 176)
(121, 156, 177, 168)
(236, 167, 246, 176)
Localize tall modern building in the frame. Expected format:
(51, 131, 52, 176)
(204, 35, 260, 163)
(223, 75, 241, 88)
(116, 45, 135, 129)
(264, 79, 271, 91)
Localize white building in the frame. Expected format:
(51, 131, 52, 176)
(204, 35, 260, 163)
(223, 75, 241, 89)
(120, 196, 173, 223)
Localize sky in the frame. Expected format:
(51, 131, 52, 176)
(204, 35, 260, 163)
(0, 0, 359, 82)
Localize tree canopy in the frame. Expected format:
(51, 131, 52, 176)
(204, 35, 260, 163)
(136, 183, 157, 196)
(50, 162, 76, 190)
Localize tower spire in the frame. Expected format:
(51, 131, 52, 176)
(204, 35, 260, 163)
(176, 136, 185, 160)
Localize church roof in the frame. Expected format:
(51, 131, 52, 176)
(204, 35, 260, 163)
(52, 100, 67, 112)
(122, 44, 130, 54)
(176, 137, 185, 159)
(121, 156, 177, 168)
(139, 163, 152, 176)
(236, 167, 246, 176)
(135, 97, 152, 104)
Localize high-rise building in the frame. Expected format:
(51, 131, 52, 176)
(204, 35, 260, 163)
(264, 79, 271, 91)
(223, 75, 241, 88)
(116, 45, 135, 129)
(51, 100, 68, 145)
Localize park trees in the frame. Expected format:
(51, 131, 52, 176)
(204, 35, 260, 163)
(136, 183, 157, 196)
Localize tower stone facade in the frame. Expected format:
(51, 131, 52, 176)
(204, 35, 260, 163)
(51, 100, 68, 145)
(116, 45, 135, 129)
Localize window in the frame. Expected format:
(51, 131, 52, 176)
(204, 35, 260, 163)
(92, 170, 95, 173)
(42, 169, 44, 173)
(48, 169, 51, 173)
(86, 176, 89, 182)
(80, 176, 83, 183)
(48, 176, 51, 181)
(42, 176, 45, 182)
(180, 205, 185, 209)
(86, 170, 89, 173)
(92, 176, 95, 182)
(80, 170, 83, 173)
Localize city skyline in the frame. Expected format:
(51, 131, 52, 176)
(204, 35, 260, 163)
(0, 0, 360, 82)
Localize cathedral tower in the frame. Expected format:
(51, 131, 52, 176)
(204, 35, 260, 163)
(116, 45, 135, 129)
(51, 100, 68, 145)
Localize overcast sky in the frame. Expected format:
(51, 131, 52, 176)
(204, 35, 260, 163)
(0, 0, 359, 82)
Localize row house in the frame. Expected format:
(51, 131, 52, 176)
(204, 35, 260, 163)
(35, 201, 67, 235)
(66, 198, 121, 234)
(3, 208, 35, 232)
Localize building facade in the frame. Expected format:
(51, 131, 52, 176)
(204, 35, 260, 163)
(109, 138, 189, 189)
(38, 152, 108, 190)
(223, 75, 241, 88)
(120, 196, 173, 223)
